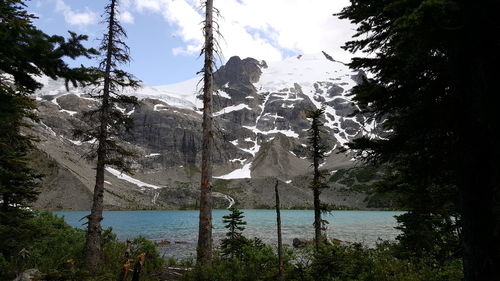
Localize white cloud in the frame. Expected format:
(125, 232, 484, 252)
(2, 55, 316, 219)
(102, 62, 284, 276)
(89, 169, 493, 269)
(55, 0, 97, 26)
(135, 0, 162, 12)
(131, 0, 357, 63)
(118, 10, 135, 24)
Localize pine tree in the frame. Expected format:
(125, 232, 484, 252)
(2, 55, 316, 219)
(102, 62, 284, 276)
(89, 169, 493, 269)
(76, 0, 139, 273)
(220, 207, 248, 259)
(306, 108, 328, 251)
(197, 0, 215, 265)
(339, 1, 500, 279)
(0, 0, 96, 257)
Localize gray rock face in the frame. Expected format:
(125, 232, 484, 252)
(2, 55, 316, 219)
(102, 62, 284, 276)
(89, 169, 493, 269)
(214, 56, 263, 87)
(251, 133, 309, 180)
(30, 53, 380, 210)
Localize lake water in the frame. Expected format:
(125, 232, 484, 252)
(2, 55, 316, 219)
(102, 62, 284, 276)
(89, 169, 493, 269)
(53, 210, 403, 259)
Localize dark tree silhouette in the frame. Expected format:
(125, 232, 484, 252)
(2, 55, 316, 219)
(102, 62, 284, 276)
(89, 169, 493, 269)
(0, 0, 96, 258)
(77, 0, 139, 273)
(339, 1, 500, 279)
(220, 207, 248, 259)
(307, 108, 328, 250)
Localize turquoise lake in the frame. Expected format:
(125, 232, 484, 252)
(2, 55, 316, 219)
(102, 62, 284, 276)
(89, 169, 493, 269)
(54, 210, 403, 259)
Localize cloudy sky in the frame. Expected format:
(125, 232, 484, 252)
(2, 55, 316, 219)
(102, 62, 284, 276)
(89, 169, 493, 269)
(28, 0, 357, 85)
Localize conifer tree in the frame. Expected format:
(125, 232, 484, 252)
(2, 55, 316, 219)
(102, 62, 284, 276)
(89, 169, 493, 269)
(0, 0, 96, 257)
(306, 108, 328, 251)
(339, 1, 500, 279)
(197, 0, 215, 265)
(76, 0, 139, 273)
(220, 207, 248, 259)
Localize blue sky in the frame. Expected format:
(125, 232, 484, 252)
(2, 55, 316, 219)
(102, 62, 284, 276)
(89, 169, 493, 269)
(27, 0, 355, 86)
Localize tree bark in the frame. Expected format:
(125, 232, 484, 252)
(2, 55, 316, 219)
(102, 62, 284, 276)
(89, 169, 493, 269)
(313, 179, 321, 251)
(452, 3, 500, 279)
(85, 0, 116, 274)
(197, 0, 214, 265)
(275, 180, 284, 280)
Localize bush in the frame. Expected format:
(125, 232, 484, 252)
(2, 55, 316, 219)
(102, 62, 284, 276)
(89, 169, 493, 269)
(0, 211, 163, 281)
(287, 242, 463, 281)
(181, 239, 285, 281)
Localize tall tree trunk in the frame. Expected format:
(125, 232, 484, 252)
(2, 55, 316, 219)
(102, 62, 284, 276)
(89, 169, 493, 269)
(197, 0, 214, 265)
(313, 179, 321, 251)
(274, 180, 284, 280)
(85, 0, 116, 273)
(452, 2, 500, 280)
(312, 126, 322, 251)
(308, 109, 325, 251)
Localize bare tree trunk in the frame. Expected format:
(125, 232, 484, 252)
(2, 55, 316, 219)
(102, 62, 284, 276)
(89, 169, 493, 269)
(85, 0, 116, 273)
(197, 0, 214, 265)
(313, 178, 321, 251)
(274, 180, 284, 280)
(312, 146, 322, 251)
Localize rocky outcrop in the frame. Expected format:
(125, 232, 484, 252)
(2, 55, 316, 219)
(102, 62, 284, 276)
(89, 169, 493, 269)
(29, 53, 381, 210)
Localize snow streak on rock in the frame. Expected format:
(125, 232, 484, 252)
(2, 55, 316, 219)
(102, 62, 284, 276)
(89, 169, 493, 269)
(106, 167, 163, 189)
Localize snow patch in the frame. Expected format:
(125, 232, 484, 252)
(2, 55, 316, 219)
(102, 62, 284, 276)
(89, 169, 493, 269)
(145, 153, 161, 158)
(215, 163, 252, 179)
(153, 104, 168, 111)
(213, 104, 251, 117)
(106, 167, 163, 189)
(68, 139, 82, 146)
(60, 109, 77, 116)
(216, 90, 231, 99)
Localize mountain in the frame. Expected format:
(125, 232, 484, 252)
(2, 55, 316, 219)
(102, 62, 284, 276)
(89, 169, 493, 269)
(28, 52, 383, 210)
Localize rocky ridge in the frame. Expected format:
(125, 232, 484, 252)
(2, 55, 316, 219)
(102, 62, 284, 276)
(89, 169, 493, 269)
(29, 52, 381, 210)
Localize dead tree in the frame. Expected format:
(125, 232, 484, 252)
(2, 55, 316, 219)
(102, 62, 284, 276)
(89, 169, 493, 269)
(275, 180, 284, 279)
(197, 0, 215, 265)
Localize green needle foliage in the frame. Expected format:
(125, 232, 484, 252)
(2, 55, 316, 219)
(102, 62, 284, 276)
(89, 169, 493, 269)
(73, 0, 139, 274)
(0, 0, 97, 261)
(221, 207, 249, 259)
(306, 108, 329, 250)
(338, 0, 500, 279)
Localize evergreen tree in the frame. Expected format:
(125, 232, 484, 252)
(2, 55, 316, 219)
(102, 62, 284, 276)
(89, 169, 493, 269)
(75, 0, 139, 273)
(339, 1, 500, 279)
(220, 207, 249, 259)
(197, 0, 215, 265)
(0, 0, 96, 258)
(306, 108, 328, 251)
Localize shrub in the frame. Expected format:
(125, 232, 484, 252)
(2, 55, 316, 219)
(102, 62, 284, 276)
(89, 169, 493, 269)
(0, 212, 163, 281)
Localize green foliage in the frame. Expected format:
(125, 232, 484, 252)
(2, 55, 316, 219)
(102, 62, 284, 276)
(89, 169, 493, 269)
(181, 241, 462, 281)
(73, 0, 139, 173)
(0, 0, 96, 265)
(337, 0, 500, 271)
(287, 242, 463, 281)
(0, 212, 163, 280)
(220, 207, 249, 259)
(182, 240, 284, 281)
(306, 108, 330, 190)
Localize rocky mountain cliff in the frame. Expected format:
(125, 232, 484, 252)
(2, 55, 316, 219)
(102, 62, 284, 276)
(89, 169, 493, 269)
(29, 52, 382, 210)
